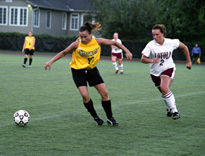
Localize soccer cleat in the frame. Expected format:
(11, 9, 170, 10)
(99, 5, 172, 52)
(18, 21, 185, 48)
(29, 65, 32, 68)
(115, 70, 119, 74)
(120, 71, 123, 74)
(167, 112, 172, 117)
(22, 64, 26, 68)
(172, 112, 180, 120)
(107, 117, 119, 126)
(94, 116, 104, 125)
(166, 109, 172, 117)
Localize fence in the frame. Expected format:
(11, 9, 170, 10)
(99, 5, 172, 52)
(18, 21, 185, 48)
(0, 36, 204, 61)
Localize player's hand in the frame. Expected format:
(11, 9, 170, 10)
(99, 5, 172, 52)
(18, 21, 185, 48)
(45, 62, 52, 71)
(126, 51, 133, 62)
(186, 61, 191, 70)
(22, 50, 24, 53)
(152, 57, 160, 63)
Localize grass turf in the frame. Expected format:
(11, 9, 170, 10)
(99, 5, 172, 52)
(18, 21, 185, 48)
(0, 53, 204, 156)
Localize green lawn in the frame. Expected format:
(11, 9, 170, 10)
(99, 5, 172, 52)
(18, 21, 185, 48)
(0, 53, 204, 156)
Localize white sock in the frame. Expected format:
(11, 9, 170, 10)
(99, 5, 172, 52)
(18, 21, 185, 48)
(119, 64, 123, 71)
(162, 91, 178, 113)
(112, 62, 118, 70)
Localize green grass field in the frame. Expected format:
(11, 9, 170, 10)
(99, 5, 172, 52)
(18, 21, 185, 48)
(0, 52, 204, 156)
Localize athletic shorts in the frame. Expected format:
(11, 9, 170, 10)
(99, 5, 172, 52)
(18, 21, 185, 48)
(112, 52, 123, 59)
(150, 68, 175, 87)
(25, 49, 34, 55)
(71, 67, 104, 88)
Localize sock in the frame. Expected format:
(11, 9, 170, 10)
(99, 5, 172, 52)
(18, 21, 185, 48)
(112, 62, 118, 70)
(29, 58, 33, 65)
(24, 58, 27, 64)
(162, 91, 178, 113)
(102, 100, 112, 119)
(119, 64, 123, 71)
(83, 99, 97, 118)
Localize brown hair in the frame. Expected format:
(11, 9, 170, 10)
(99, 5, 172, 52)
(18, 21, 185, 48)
(79, 21, 101, 34)
(152, 24, 166, 36)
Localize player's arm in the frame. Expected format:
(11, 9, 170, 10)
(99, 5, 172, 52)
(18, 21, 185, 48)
(178, 42, 191, 70)
(22, 37, 26, 53)
(45, 41, 78, 70)
(96, 38, 132, 61)
(141, 54, 160, 63)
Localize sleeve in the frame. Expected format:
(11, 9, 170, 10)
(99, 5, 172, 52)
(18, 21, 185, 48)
(141, 42, 151, 57)
(172, 39, 180, 50)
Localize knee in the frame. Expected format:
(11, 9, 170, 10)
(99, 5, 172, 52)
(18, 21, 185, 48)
(101, 90, 109, 100)
(160, 86, 170, 95)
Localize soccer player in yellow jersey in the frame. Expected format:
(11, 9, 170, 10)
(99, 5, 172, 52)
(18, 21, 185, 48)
(45, 21, 132, 126)
(22, 31, 36, 67)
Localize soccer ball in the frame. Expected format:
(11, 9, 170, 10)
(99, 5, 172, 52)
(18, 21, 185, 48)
(13, 110, 30, 126)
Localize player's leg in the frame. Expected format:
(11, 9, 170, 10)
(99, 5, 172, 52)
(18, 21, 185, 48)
(118, 52, 123, 74)
(29, 50, 34, 67)
(78, 86, 103, 125)
(72, 68, 103, 125)
(112, 54, 119, 73)
(95, 83, 118, 125)
(22, 54, 28, 67)
(160, 75, 180, 119)
(118, 59, 123, 74)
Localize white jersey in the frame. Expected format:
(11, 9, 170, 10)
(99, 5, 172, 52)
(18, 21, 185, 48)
(112, 39, 122, 53)
(142, 38, 179, 76)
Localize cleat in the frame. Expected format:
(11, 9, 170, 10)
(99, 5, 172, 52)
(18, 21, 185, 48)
(94, 116, 104, 125)
(107, 117, 118, 126)
(166, 109, 172, 117)
(29, 65, 32, 68)
(167, 112, 172, 117)
(115, 70, 119, 74)
(172, 112, 180, 120)
(22, 64, 26, 68)
(120, 71, 123, 74)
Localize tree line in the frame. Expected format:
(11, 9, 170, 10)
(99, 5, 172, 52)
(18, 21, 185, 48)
(89, 0, 205, 44)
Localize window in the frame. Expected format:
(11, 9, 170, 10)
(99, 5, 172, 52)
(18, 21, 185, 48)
(10, 7, 28, 26)
(46, 10, 51, 29)
(81, 13, 95, 26)
(0, 6, 8, 25)
(33, 9, 40, 27)
(70, 13, 79, 31)
(62, 12, 67, 30)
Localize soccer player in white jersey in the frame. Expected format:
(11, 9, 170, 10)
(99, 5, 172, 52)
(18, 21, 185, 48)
(111, 33, 123, 74)
(141, 24, 192, 120)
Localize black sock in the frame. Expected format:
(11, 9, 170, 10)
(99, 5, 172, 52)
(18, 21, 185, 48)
(29, 58, 33, 65)
(83, 99, 97, 118)
(102, 100, 112, 119)
(24, 58, 27, 64)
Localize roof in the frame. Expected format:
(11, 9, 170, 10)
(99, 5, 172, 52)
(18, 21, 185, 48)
(26, 0, 92, 12)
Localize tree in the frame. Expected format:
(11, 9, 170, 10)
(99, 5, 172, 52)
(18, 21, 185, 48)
(89, 0, 205, 43)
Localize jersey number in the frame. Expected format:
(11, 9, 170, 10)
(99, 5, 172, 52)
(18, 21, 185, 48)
(88, 57, 94, 64)
(160, 59, 164, 66)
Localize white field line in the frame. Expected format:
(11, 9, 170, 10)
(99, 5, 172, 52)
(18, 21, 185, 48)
(0, 91, 204, 128)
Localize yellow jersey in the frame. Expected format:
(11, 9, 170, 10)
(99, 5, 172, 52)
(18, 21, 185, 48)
(70, 36, 101, 70)
(25, 36, 35, 50)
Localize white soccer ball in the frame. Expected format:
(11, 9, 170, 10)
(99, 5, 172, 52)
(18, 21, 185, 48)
(13, 110, 30, 126)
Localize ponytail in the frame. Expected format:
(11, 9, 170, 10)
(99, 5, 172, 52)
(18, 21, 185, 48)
(79, 21, 101, 34)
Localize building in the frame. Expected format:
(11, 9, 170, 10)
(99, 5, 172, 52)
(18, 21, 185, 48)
(0, 0, 95, 37)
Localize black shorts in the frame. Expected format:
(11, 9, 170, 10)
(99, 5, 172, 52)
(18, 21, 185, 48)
(25, 49, 34, 55)
(71, 67, 104, 88)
